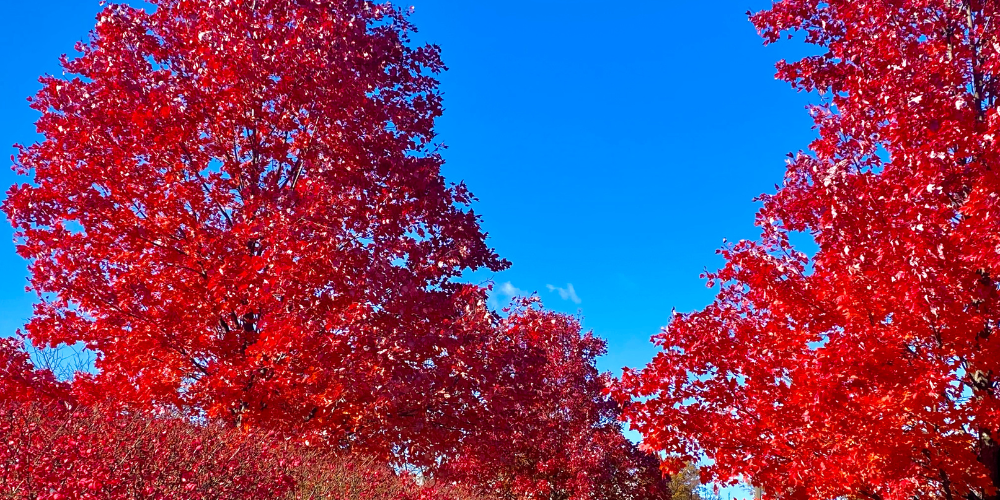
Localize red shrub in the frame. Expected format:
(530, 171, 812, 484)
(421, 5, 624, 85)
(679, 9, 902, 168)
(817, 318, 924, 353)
(0, 342, 486, 500)
(0, 401, 493, 500)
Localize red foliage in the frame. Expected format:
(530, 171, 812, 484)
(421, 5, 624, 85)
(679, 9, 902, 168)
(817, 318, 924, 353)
(0, 344, 489, 500)
(3, 0, 508, 466)
(0, 404, 293, 499)
(0, 337, 69, 404)
(442, 302, 670, 500)
(3, 1, 671, 497)
(0, 400, 498, 500)
(616, 2, 1000, 500)
(0, 307, 666, 499)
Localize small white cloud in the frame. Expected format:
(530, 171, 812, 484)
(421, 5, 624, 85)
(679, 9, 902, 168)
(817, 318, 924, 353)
(499, 281, 524, 297)
(489, 281, 527, 309)
(546, 283, 581, 304)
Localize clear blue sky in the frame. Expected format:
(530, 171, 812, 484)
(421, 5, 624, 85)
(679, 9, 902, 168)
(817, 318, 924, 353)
(0, 1, 817, 377)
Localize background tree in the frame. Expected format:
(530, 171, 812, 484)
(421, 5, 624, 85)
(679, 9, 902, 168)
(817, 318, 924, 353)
(666, 463, 717, 500)
(616, 1, 1000, 500)
(440, 301, 670, 500)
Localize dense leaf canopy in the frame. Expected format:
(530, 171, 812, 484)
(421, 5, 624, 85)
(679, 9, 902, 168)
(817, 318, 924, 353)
(617, 1, 1000, 500)
(5, 0, 509, 460)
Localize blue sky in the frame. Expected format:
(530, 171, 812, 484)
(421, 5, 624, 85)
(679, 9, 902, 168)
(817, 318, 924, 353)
(0, 0, 818, 379)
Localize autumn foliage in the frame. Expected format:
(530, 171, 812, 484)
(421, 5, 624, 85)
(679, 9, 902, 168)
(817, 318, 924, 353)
(0, 404, 498, 500)
(5, 0, 508, 456)
(0, 0, 668, 498)
(0, 341, 485, 500)
(616, 1, 1000, 500)
(441, 303, 669, 500)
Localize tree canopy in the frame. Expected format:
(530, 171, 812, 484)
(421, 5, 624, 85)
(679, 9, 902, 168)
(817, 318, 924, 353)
(616, 1, 1000, 499)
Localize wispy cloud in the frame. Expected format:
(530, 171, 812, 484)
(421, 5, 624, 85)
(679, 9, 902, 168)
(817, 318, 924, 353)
(489, 281, 527, 308)
(499, 281, 525, 297)
(546, 283, 581, 304)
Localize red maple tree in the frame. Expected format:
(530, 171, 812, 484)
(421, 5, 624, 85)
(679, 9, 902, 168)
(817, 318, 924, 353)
(616, 1, 1000, 500)
(5, 0, 510, 466)
(441, 301, 670, 500)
